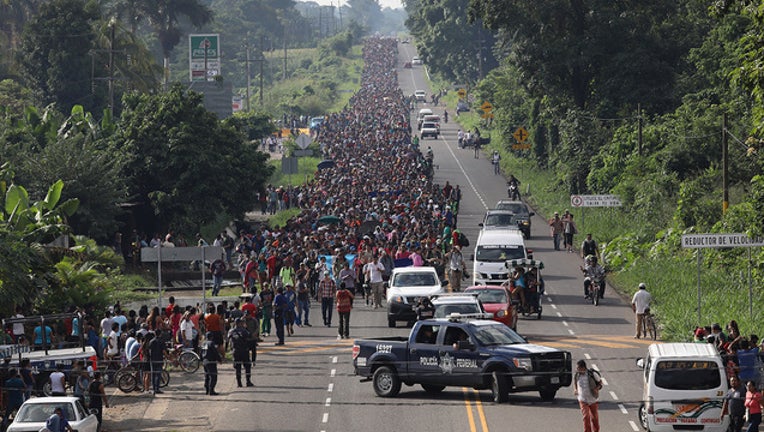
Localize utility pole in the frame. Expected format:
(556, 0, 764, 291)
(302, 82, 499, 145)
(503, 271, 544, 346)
(722, 113, 729, 214)
(260, 34, 265, 107)
(108, 18, 115, 118)
(637, 103, 643, 156)
(245, 41, 251, 112)
(283, 23, 288, 80)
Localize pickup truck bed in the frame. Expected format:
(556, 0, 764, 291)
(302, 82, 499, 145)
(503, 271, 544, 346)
(353, 318, 571, 403)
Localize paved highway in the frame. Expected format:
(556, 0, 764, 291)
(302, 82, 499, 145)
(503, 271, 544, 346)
(106, 41, 652, 432)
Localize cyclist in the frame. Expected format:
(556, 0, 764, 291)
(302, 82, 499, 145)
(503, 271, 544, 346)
(631, 283, 652, 339)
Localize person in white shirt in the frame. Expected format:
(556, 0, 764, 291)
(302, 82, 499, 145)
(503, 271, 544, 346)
(12, 306, 25, 344)
(363, 257, 385, 309)
(49, 365, 67, 396)
(631, 283, 653, 339)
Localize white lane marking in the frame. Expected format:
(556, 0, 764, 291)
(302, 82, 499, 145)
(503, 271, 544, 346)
(610, 391, 619, 400)
(330, 369, 336, 377)
(551, 304, 558, 309)
(441, 136, 488, 210)
(556, 312, 562, 317)
(325, 397, 331, 407)
(618, 403, 628, 414)
(568, 329, 575, 335)
(601, 377, 609, 386)
(332, 356, 338, 364)
(584, 353, 591, 360)
(546, 296, 553, 303)
(327, 383, 334, 392)
(592, 364, 599, 371)
(562, 321, 569, 327)
(322, 413, 329, 423)
(629, 420, 639, 431)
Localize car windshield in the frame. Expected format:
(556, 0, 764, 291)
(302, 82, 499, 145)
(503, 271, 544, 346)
(496, 203, 529, 217)
(17, 403, 75, 423)
(422, 123, 436, 128)
(484, 214, 518, 227)
(392, 273, 437, 287)
(472, 324, 526, 346)
(475, 245, 525, 262)
(468, 289, 508, 304)
(433, 303, 481, 318)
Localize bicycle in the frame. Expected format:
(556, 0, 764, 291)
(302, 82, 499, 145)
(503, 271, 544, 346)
(117, 364, 169, 393)
(642, 307, 658, 340)
(164, 343, 201, 373)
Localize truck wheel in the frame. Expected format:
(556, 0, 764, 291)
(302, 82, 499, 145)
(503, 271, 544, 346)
(388, 318, 396, 328)
(539, 387, 557, 401)
(638, 403, 648, 430)
(422, 384, 445, 394)
(491, 371, 509, 403)
(373, 366, 401, 397)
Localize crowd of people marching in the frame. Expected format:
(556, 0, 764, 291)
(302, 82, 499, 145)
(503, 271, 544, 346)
(1, 37, 475, 429)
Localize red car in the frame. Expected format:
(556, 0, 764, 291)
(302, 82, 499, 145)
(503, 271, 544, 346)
(464, 285, 518, 330)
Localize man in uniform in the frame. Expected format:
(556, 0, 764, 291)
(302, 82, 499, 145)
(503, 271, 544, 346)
(203, 331, 222, 395)
(228, 318, 254, 387)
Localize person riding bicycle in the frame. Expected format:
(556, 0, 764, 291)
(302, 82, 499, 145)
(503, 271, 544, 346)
(631, 283, 652, 339)
(580, 255, 605, 300)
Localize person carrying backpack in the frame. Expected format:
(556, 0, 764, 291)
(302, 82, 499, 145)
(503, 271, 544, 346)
(574, 359, 602, 432)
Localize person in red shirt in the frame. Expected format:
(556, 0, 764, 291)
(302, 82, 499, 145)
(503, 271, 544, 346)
(745, 381, 763, 431)
(335, 282, 354, 340)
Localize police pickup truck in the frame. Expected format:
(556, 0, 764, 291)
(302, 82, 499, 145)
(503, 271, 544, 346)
(352, 315, 571, 402)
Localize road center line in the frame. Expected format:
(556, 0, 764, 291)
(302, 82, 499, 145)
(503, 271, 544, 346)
(629, 420, 640, 431)
(618, 403, 628, 414)
(322, 413, 329, 423)
(332, 356, 338, 364)
(584, 353, 591, 360)
(472, 389, 489, 432)
(330, 369, 336, 377)
(327, 383, 334, 392)
(568, 329, 575, 335)
(562, 321, 569, 327)
(325, 397, 331, 407)
(462, 387, 479, 432)
(610, 391, 619, 400)
(442, 136, 488, 210)
(551, 304, 558, 309)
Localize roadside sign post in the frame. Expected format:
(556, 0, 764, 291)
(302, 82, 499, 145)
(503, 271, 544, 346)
(681, 233, 764, 322)
(141, 246, 224, 307)
(569, 194, 622, 226)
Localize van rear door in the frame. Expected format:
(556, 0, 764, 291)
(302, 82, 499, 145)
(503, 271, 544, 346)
(648, 359, 728, 431)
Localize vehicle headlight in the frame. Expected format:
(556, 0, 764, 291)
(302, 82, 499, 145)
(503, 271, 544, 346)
(513, 357, 533, 371)
(495, 310, 506, 318)
(521, 221, 530, 226)
(391, 296, 404, 303)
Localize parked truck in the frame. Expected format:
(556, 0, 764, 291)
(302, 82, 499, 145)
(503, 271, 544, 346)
(352, 315, 572, 402)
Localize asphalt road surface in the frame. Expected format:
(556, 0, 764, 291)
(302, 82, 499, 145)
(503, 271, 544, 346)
(105, 42, 651, 432)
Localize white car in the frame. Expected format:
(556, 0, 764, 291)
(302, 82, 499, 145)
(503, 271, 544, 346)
(420, 122, 439, 139)
(412, 56, 422, 65)
(7, 396, 99, 432)
(431, 293, 486, 318)
(386, 266, 446, 327)
(414, 90, 426, 102)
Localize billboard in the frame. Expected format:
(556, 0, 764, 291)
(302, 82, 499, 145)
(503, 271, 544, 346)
(189, 34, 221, 82)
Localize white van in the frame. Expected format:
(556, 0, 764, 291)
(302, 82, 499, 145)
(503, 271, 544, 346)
(471, 229, 527, 286)
(636, 343, 729, 432)
(417, 108, 433, 129)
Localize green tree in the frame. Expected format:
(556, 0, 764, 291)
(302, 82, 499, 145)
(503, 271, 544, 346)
(114, 84, 274, 234)
(405, 0, 497, 84)
(16, 0, 100, 113)
(137, 0, 213, 88)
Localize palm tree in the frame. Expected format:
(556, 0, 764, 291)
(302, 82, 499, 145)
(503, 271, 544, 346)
(139, 0, 213, 89)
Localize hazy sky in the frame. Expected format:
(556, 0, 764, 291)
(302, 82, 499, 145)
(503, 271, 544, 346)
(299, 0, 404, 11)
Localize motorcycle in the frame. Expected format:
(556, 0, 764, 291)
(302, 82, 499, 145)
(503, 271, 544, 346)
(584, 276, 606, 306)
(507, 182, 520, 200)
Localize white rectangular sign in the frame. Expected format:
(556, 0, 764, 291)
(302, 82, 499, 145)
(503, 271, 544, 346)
(681, 234, 764, 249)
(141, 246, 224, 262)
(570, 194, 622, 208)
